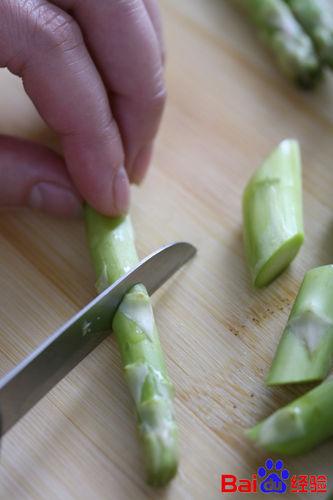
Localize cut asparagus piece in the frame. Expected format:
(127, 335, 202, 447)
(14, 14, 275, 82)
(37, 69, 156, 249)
(286, 0, 333, 67)
(267, 265, 333, 385)
(233, 0, 322, 87)
(85, 207, 178, 487)
(246, 376, 333, 455)
(242, 139, 304, 288)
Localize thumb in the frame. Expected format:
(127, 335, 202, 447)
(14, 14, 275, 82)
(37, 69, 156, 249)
(0, 136, 82, 217)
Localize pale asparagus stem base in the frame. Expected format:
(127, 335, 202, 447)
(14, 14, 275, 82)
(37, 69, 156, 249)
(232, 0, 322, 87)
(242, 139, 304, 288)
(286, 0, 333, 67)
(84, 207, 178, 486)
(267, 265, 333, 385)
(247, 377, 333, 454)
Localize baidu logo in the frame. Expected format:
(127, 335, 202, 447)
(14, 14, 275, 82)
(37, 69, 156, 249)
(220, 458, 327, 495)
(258, 459, 290, 494)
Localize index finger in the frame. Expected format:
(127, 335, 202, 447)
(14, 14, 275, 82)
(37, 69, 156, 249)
(1, 0, 129, 215)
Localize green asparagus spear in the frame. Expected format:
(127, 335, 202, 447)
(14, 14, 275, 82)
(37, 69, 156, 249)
(267, 266, 333, 385)
(85, 207, 178, 486)
(234, 0, 322, 87)
(286, 0, 333, 67)
(242, 139, 304, 288)
(246, 376, 333, 455)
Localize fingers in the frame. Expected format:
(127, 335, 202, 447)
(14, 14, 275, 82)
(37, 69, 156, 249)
(52, 0, 166, 184)
(1, 0, 129, 216)
(0, 136, 82, 217)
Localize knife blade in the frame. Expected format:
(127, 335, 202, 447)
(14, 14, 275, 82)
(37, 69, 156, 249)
(0, 241, 196, 435)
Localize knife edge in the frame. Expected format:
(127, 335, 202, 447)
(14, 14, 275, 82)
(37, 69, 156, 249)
(0, 241, 196, 435)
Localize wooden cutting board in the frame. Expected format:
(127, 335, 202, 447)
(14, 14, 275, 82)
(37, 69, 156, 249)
(0, 1, 332, 498)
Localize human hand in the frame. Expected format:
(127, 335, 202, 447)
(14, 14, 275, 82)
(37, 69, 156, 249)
(0, 0, 165, 217)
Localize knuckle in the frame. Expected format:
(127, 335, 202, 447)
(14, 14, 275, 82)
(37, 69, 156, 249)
(2, 1, 83, 73)
(146, 79, 167, 116)
(28, 3, 82, 53)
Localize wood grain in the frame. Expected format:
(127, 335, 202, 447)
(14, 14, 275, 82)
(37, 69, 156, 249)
(0, 0, 332, 498)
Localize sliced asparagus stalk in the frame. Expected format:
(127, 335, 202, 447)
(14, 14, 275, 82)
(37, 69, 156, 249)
(233, 0, 322, 87)
(242, 139, 304, 288)
(267, 265, 333, 385)
(85, 207, 178, 487)
(246, 376, 333, 455)
(286, 0, 333, 67)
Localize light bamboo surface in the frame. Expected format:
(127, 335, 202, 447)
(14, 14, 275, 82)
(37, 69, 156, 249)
(0, 1, 332, 498)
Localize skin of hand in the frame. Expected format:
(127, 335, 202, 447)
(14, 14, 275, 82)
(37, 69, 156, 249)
(0, 0, 165, 217)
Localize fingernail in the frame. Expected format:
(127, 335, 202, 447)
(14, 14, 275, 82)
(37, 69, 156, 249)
(131, 144, 154, 185)
(113, 166, 130, 214)
(29, 182, 82, 217)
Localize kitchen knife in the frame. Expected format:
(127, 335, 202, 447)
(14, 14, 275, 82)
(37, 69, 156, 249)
(0, 241, 196, 436)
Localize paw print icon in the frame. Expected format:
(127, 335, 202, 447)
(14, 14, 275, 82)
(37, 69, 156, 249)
(258, 459, 290, 494)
